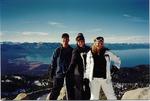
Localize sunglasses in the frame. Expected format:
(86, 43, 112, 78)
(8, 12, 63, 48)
(94, 37, 104, 42)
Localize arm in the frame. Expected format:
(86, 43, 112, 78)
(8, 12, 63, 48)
(50, 48, 59, 78)
(105, 51, 121, 81)
(84, 51, 92, 79)
(67, 49, 77, 74)
(106, 51, 121, 69)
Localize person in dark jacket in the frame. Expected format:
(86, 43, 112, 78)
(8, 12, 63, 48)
(49, 33, 73, 100)
(67, 33, 90, 100)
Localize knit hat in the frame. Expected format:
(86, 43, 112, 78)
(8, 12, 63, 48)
(76, 33, 85, 41)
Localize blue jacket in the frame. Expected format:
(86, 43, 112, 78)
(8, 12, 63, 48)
(51, 45, 73, 78)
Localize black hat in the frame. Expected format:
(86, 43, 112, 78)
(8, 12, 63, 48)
(94, 36, 104, 42)
(62, 33, 69, 38)
(76, 33, 85, 41)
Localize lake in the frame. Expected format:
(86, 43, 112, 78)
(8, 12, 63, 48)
(26, 48, 149, 68)
(112, 49, 149, 67)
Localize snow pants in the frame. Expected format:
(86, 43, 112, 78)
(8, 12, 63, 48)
(90, 78, 117, 100)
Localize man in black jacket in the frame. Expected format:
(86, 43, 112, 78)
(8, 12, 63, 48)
(49, 33, 73, 100)
(67, 33, 90, 100)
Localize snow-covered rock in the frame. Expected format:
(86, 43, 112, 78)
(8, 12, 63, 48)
(13, 76, 22, 80)
(121, 87, 150, 100)
(34, 80, 42, 86)
(5, 79, 12, 83)
(57, 86, 67, 100)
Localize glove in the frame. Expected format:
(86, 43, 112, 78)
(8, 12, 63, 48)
(83, 78, 90, 86)
(111, 65, 119, 75)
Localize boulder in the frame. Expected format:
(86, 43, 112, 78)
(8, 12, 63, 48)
(57, 86, 67, 100)
(46, 86, 67, 100)
(14, 93, 29, 100)
(121, 87, 150, 100)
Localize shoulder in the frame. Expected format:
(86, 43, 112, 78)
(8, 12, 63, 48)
(87, 50, 92, 56)
(53, 47, 61, 55)
(73, 47, 78, 52)
(85, 45, 91, 51)
(102, 47, 109, 53)
(105, 50, 116, 57)
(103, 47, 110, 51)
(68, 45, 73, 51)
(85, 45, 90, 49)
(55, 47, 61, 51)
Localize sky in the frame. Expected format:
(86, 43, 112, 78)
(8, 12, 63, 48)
(1, 0, 149, 43)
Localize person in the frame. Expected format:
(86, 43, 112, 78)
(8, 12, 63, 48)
(67, 33, 90, 100)
(49, 33, 73, 100)
(84, 36, 121, 100)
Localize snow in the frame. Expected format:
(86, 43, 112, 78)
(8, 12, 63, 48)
(5, 79, 12, 82)
(13, 76, 22, 80)
(34, 80, 42, 86)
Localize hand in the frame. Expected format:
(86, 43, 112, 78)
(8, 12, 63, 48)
(50, 71, 55, 80)
(111, 65, 119, 75)
(106, 79, 111, 84)
(83, 78, 90, 85)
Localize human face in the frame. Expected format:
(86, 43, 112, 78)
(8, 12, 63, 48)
(77, 40, 85, 48)
(95, 40, 104, 50)
(62, 37, 69, 48)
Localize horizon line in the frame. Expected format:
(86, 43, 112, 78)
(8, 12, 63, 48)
(0, 41, 149, 44)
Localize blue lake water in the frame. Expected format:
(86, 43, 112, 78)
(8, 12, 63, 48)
(26, 49, 149, 68)
(112, 49, 149, 67)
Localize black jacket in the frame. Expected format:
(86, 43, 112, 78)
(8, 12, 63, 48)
(51, 45, 73, 78)
(92, 47, 109, 78)
(68, 45, 90, 76)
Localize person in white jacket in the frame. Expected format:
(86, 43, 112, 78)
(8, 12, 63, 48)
(84, 36, 121, 100)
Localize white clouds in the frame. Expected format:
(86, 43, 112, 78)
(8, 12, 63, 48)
(22, 32, 48, 36)
(1, 34, 55, 42)
(48, 21, 67, 28)
(1, 31, 149, 43)
(88, 28, 102, 33)
(123, 14, 131, 18)
(123, 14, 148, 23)
(0, 31, 52, 42)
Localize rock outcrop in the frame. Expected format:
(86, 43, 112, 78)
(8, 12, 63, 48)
(13, 93, 29, 100)
(121, 87, 150, 100)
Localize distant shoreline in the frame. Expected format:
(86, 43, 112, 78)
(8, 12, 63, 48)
(1, 42, 149, 50)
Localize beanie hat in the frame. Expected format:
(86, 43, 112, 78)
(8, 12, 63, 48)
(76, 33, 85, 41)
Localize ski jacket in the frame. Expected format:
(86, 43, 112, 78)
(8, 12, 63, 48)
(51, 45, 73, 78)
(68, 45, 90, 77)
(84, 50, 121, 82)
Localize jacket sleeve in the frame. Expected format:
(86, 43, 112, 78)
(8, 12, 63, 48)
(50, 48, 59, 76)
(84, 51, 91, 79)
(67, 49, 77, 74)
(106, 51, 121, 69)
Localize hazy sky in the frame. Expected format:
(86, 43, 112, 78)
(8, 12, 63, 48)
(1, 0, 149, 43)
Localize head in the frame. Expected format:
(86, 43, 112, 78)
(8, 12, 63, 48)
(76, 33, 85, 48)
(61, 33, 70, 48)
(92, 36, 104, 54)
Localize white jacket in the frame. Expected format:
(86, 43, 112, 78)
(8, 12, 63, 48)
(84, 50, 121, 82)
